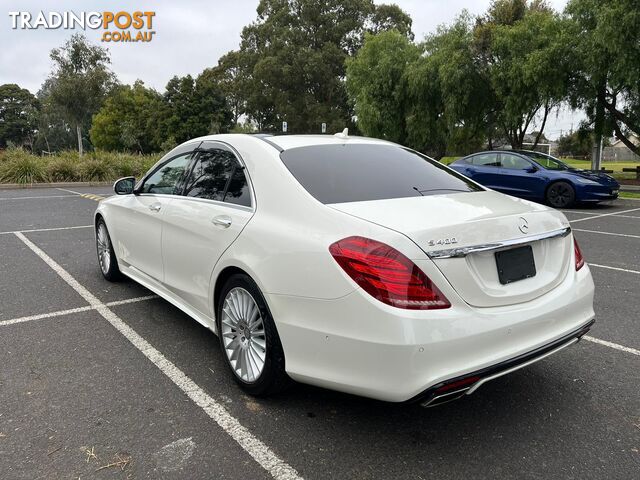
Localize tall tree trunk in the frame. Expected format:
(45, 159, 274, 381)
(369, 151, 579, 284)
(533, 102, 551, 149)
(592, 82, 606, 170)
(76, 124, 83, 157)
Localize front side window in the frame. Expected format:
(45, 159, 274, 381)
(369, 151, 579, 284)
(141, 153, 192, 194)
(523, 151, 569, 170)
(280, 144, 482, 204)
(183, 148, 251, 207)
(501, 153, 532, 170)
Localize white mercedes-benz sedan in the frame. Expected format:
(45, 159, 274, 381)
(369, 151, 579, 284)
(95, 133, 595, 406)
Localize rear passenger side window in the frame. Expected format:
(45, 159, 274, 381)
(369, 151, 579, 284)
(472, 153, 501, 167)
(183, 147, 251, 207)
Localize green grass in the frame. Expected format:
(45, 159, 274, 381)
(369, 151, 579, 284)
(0, 148, 162, 184)
(619, 191, 640, 199)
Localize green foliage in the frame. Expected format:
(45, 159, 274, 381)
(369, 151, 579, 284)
(557, 128, 594, 157)
(163, 72, 232, 143)
(0, 149, 161, 184)
(0, 84, 40, 148)
(90, 81, 165, 153)
(346, 1, 570, 155)
(219, 0, 414, 132)
(347, 30, 420, 144)
(46, 156, 78, 182)
(0, 148, 49, 184)
(43, 34, 117, 155)
(565, 0, 640, 155)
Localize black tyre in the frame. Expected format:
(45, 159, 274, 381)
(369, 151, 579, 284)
(96, 218, 123, 281)
(546, 181, 576, 208)
(217, 273, 290, 396)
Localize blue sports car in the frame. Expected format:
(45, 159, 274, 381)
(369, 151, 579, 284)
(448, 150, 620, 208)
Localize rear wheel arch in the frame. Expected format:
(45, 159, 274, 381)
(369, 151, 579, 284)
(214, 266, 251, 316)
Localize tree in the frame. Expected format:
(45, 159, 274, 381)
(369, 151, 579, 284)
(565, 0, 640, 167)
(346, 30, 420, 145)
(221, 0, 414, 133)
(557, 128, 593, 157)
(90, 81, 166, 153)
(43, 34, 116, 156)
(205, 51, 250, 126)
(367, 4, 414, 40)
(163, 72, 232, 144)
(473, 0, 570, 149)
(405, 13, 493, 157)
(0, 84, 39, 149)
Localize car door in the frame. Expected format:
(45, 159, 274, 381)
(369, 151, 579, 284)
(110, 150, 194, 283)
(497, 153, 546, 200)
(161, 141, 255, 318)
(461, 153, 503, 190)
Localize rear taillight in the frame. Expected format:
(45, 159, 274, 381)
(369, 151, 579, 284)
(574, 237, 585, 271)
(329, 236, 451, 310)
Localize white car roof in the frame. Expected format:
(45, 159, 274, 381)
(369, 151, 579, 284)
(256, 134, 393, 151)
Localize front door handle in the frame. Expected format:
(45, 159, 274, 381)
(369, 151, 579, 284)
(212, 215, 232, 228)
(148, 202, 162, 212)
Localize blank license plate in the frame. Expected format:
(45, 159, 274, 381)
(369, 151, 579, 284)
(494, 246, 536, 285)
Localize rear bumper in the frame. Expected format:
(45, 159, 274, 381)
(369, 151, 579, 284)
(267, 263, 595, 402)
(413, 318, 594, 407)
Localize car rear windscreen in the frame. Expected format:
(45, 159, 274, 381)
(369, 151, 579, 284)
(279, 143, 482, 204)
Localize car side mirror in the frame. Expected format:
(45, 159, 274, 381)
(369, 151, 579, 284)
(525, 166, 538, 173)
(114, 176, 136, 195)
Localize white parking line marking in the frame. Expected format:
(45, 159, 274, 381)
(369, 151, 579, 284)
(0, 225, 93, 236)
(55, 187, 84, 195)
(0, 305, 94, 327)
(589, 263, 640, 275)
(562, 211, 640, 220)
(574, 229, 640, 239)
(583, 336, 640, 356)
(569, 207, 640, 223)
(13, 232, 302, 480)
(0, 194, 78, 201)
(0, 295, 159, 328)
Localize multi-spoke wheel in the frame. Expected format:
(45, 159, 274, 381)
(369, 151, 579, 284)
(546, 181, 576, 208)
(217, 274, 290, 396)
(221, 287, 267, 383)
(96, 219, 122, 281)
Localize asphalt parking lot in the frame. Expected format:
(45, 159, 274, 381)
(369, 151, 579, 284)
(0, 186, 638, 480)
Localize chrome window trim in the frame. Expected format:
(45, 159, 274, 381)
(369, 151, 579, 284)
(136, 193, 254, 213)
(426, 226, 571, 259)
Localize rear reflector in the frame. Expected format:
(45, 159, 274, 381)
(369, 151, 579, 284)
(574, 237, 585, 271)
(434, 376, 481, 394)
(329, 236, 451, 310)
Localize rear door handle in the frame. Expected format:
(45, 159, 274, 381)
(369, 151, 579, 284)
(212, 215, 232, 228)
(148, 202, 162, 212)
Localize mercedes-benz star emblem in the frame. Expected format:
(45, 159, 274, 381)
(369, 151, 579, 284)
(518, 217, 529, 234)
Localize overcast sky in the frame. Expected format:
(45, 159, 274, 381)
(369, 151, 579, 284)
(1, 0, 581, 139)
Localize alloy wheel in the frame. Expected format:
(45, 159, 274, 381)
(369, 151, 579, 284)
(220, 287, 267, 383)
(548, 183, 573, 208)
(97, 223, 111, 275)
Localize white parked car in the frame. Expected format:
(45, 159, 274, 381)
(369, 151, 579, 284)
(95, 133, 595, 406)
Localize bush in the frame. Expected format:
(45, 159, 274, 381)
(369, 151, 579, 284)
(0, 149, 163, 184)
(76, 158, 114, 181)
(0, 148, 49, 184)
(47, 157, 79, 182)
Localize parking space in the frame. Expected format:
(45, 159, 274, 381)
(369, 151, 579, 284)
(1, 188, 639, 479)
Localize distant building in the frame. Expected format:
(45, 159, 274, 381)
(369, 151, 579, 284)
(604, 133, 639, 161)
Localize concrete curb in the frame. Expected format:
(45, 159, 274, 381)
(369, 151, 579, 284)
(0, 181, 112, 190)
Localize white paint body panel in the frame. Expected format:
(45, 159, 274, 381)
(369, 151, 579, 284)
(96, 134, 596, 402)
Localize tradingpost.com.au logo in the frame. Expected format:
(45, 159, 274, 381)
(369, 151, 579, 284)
(8, 11, 156, 43)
